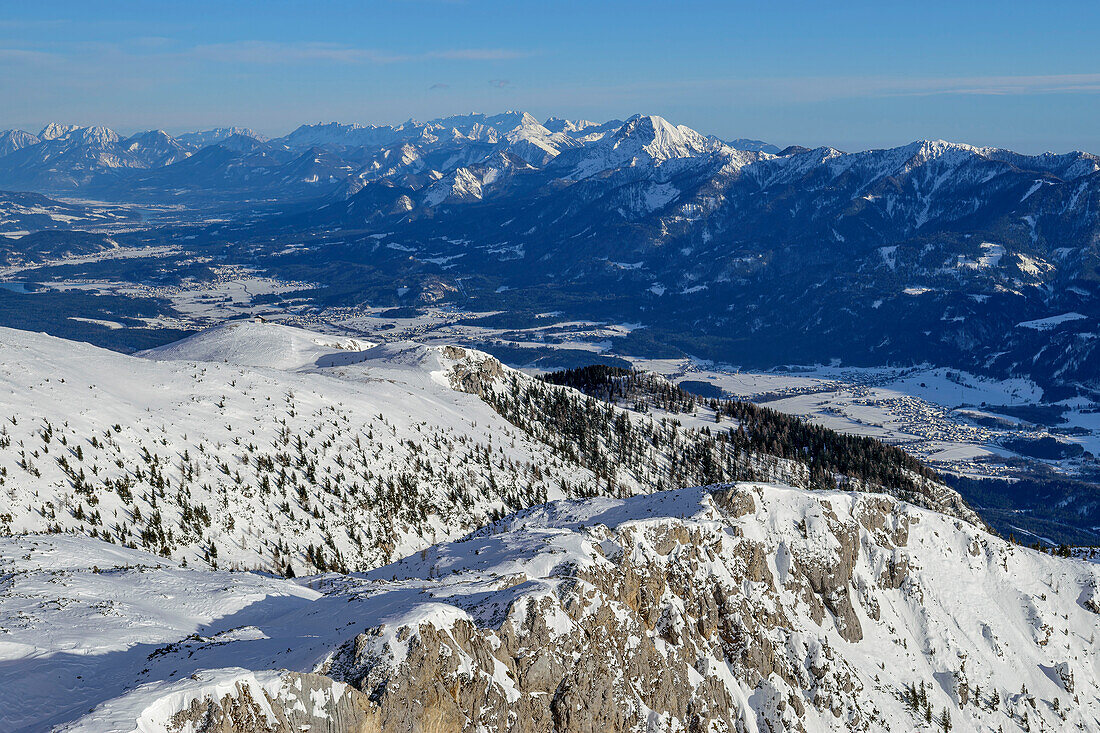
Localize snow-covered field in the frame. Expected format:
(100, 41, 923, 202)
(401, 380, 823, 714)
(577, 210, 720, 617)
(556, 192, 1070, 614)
(0, 322, 640, 572)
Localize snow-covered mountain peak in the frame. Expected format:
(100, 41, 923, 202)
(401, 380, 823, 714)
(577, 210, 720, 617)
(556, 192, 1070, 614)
(38, 122, 84, 140)
(176, 127, 267, 148)
(129, 128, 172, 142)
(499, 119, 579, 163)
(214, 132, 274, 154)
(560, 114, 721, 179)
(139, 321, 510, 395)
(614, 114, 712, 157)
(353, 339, 505, 378)
(120, 130, 191, 166)
(432, 110, 542, 134)
(499, 110, 542, 130)
(899, 138, 993, 166)
(421, 158, 519, 205)
(543, 116, 597, 134)
(279, 121, 388, 149)
(63, 125, 121, 147)
(724, 136, 782, 154)
(423, 112, 550, 153)
(0, 128, 39, 157)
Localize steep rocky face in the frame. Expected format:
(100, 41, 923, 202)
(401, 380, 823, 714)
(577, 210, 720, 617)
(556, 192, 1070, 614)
(312, 484, 1100, 732)
(166, 672, 379, 733)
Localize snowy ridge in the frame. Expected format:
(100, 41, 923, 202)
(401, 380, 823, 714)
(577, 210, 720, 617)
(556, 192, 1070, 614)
(561, 114, 732, 179)
(139, 320, 376, 370)
(0, 129, 40, 158)
(38, 123, 84, 141)
(6, 482, 1099, 731)
(175, 127, 267, 148)
(0, 322, 965, 579)
(0, 322, 606, 572)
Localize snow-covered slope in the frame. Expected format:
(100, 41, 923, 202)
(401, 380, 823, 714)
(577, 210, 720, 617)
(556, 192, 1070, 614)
(6, 482, 1098, 732)
(0, 322, 607, 572)
(140, 320, 375, 370)
(278, 121, 400, 150)
(0, 129, 40, 158)
(119, 130, 191, 167)
(0, 322, 965, 578)
(558, 114, 736, 179)
(0, 191, 135, 235)
(38, 123, 83, 141)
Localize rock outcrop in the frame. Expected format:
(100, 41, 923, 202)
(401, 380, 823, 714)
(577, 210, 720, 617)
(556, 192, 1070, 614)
(33, 482, 1100, 732)
(314, 483, 1100, 732)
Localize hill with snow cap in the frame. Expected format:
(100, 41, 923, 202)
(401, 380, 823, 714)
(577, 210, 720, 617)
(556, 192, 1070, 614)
(140, 320, 376, 371)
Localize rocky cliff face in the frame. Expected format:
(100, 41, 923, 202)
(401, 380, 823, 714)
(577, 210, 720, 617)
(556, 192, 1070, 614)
(22, 482, 1100, 732)
(311, 483, 1100, 732)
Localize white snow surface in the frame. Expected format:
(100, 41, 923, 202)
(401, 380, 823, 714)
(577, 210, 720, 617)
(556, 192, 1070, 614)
(139, 320, 376, 371)
(1, 321, 878, 581)
(0, 322, 641, 573)
(1017, 312, 1089, 330)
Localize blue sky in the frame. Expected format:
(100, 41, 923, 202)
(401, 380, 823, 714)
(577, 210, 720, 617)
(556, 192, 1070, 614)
(4, 1, 1100, 152)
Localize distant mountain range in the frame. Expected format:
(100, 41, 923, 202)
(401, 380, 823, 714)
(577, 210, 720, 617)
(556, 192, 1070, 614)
(0, 114, 783, 201)
(1, 113, 1098, 393)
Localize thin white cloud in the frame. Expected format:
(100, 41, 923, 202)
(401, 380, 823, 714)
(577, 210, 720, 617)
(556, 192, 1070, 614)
(434, 49, 521, 61)
(187, 41, 527, 65)
(0, 38, 529, 71)
(875, 73, 1100, 97)
(572, 73, 1100, 105)
(0, 19, 69, 30)
(767, 73, 1100, 100)
(0, 47, 62, 64)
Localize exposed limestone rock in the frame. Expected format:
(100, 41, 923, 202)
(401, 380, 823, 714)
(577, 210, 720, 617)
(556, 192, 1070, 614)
(164, 672, 380, 733)
(319, 484, 939, 731)
(446, 347, 506, 397)
(1055, 661, 1075, 694)
(76, 669, 387, 730)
